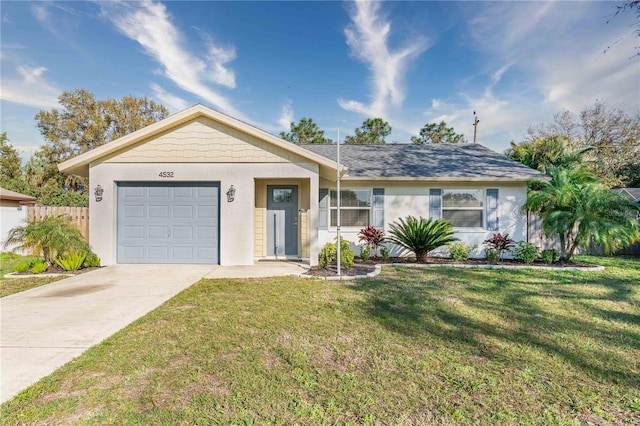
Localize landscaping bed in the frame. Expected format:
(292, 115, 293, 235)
(307, 256, 595, 277)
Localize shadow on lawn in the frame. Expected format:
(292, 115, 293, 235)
(347, 263, 640, 387)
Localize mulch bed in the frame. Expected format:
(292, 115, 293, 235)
(306, 257, 590, 277)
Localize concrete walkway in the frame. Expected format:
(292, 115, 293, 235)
(0, 261, 308, 403)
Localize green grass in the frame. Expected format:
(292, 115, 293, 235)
(0, 252, 63, 297)
(2, 255, 639, 424)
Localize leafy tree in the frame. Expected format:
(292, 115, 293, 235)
(523, 167, 640, 262)
(279, 118, 332, 144)
(505, 136, 591, 174)
(34, 89, 169, 191)
(527, 101, 640, 187)
(411, 121, 466, 144)
(344, 118, 391, 144)
(0, 133, 23, 187)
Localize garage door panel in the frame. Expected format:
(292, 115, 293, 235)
(173, 226, 193, 239)
(173, 246, 194, 259)
(118, 182, 219, 264)
(197, 205, 217, 218)
(173, 186, 194, 197)
(149, 187, 170, 197)
(123, 226, 144, 239)
(148, 226, 168, 239)
(173, 205, 193, 218)
(124, 205, 145, 217)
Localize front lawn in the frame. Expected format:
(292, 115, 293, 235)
(2, 256, 638, 424)
(0, 253, 63, 297)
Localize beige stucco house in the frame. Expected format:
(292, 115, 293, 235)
(58, 104, 544, 266)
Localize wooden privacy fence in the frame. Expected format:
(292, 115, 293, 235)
(27, 206, 89, 242)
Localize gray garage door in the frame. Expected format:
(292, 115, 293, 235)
(117, 182, 219, 264)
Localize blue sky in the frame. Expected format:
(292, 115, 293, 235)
(1, 1, 638, 162)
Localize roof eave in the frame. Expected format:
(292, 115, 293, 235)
(341, 175, 547, 182)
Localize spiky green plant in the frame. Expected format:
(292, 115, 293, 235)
(387, 216, 457, 262)
(4, 215, 89, 265)
(55, 252, 87, 271)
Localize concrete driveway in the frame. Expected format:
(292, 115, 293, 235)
(0, 261, 308, 403)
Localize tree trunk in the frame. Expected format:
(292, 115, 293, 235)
(416, 251, 429, 262)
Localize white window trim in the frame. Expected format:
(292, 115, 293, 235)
(329, 188, 372, 228)
(442, 189, 486, 230)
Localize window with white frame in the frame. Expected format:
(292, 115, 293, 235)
(330, 189, 370, 227)
(442, 189, 484, 228)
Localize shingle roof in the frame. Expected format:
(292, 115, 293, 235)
(0, 187, 37, 203)
(613, 188, 640, 202)
(300, 143, 546, 181)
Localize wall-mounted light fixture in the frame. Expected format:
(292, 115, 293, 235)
(94, 185, 104, 202)
(226, 185, 236, 202)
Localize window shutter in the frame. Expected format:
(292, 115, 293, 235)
(486, 188, 499, 231)
(429, 188, 442, 219)
(319, 188, 329, 229)
(372, 188, 384, 228)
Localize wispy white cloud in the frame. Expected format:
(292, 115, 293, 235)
(441, 1, 640, 151)
(0, 65, 60, 108)
(338, 1, 428, 117)
(149, 83, 190, 112)
(101, 0, 244, 118)
(278, 101, 294, 130)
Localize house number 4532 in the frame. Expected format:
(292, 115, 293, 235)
(158, 171, 174, 178)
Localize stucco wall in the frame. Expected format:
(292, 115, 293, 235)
(89, 162, 319, 266)
(318, 182, 528, 259)
(1, 205, 29, 253)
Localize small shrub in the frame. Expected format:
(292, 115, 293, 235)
(55, 252, 87, 271)
(319, 243, 337, 268)
(14, 262, 30, 273)
(448, 242, 476, 261)
(359, 244, 371, 262)
(319, 238, 354, 269)
(513, 242, 539, 264)
(338, 237, 354, 269)
(387, 216, 458, 262)
(483, 233, 515, 260)
(31, 261, 48, 274)
(358, 226, 385, 256)
(83, 252, 101, 268)
(485, 248, 500, 264)
(541, 248, 558, 264)
(380, 246, 390, 261)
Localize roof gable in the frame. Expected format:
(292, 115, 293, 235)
(58, 104, 342, 177)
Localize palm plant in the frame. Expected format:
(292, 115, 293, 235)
(4, 215, 89, 265)
(387, 216, 457, 262)
(524, 166, 640, 262)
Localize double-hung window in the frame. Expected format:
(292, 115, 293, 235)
(442, 189, 484, 228)
(330, 189, 370, 227)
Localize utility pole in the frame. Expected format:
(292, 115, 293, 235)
(473, 111, 480, 144)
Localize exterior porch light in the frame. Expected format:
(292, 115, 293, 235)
(94, 185, 104, 202)
(226, 185, 236, 202)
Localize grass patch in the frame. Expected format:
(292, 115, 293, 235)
(2, 255, 639, 424)
(0, 253, 63, 297)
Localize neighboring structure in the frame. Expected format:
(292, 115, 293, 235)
(58, 105, 545, 266)
(613, 188, 640, 204)
(0, 188, 37, 253)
